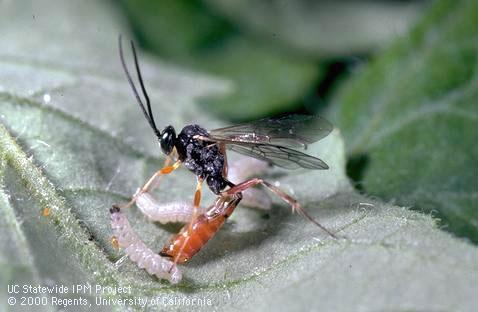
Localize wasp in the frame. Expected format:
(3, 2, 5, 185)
(112, 36, 336, 275)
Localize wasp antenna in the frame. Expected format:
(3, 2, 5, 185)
(118, 35, 161, 138)
(129, 40, 160, 137)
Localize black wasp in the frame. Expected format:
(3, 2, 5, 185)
(113, 36, 336, 265)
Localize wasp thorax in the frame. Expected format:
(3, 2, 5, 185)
(160, 125, 176, 155)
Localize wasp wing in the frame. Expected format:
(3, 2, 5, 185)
(208, 114, 333, 149)
(227, 143, 329, 170)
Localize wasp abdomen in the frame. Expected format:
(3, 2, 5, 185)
(160, 214, 226, 263)
(160, 195, 240, 263)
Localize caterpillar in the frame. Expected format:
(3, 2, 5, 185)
(110, 206, 182, 284)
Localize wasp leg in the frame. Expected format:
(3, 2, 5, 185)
(223, 178, 337, 239)
(193, 178, 203, 209)
(227, 157, 271, 210)
(112, 160, 181, 210)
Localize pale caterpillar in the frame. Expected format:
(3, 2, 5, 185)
(110, 206, 182, 284)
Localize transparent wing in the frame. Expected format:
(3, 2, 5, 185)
(228, 143, 329, 170)
(209, 115, 333, 149)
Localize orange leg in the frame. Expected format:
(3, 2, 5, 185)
(113, 160, 181, 210)
(223, 178, 337, 238)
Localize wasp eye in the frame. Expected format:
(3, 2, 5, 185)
(160, 126, 176, 155)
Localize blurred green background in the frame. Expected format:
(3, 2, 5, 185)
(117, 0, 425, 121)
(116, 0, 477, 244)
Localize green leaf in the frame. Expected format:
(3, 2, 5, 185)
(204, 0, 426, 57)
(119, 0, 320, 121)
(1, 1, 478, 311)
(329, 0, 478, 243)
(0, 158, 54, 312)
